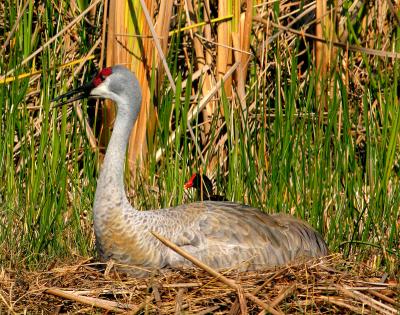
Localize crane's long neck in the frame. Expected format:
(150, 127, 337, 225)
(94, 102, 139, 213)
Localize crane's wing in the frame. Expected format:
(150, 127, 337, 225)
(154, 201, 327, 270)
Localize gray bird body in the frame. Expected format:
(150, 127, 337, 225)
(64, 65, 328, 277)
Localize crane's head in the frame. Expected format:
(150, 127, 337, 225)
(52, 65, 142, 113)
(184, 173, 213, 193)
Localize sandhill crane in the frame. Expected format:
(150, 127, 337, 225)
(53, 65, 328, 277)
(184, 173, 227, 201)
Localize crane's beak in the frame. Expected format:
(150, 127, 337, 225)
(51, 82, 93, 107)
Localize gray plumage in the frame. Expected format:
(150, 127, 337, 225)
(69, 65, 328, 277)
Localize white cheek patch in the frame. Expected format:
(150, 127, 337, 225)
(90, 80, 128, 106)
(91, 82, 111, 98)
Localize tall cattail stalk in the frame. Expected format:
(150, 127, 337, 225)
(315, 0, 337, 112)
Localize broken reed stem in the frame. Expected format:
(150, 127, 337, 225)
(236, 285, 248, 315)
(174, 287, 185, 315)
(45, 288, 152, 315)
(271, 284, 297, 307)
(151, 231, 283, 315)
(230, 268, 289, 315)
(351, 290, 398, 315)
(367, 289, 400, 308)
(337, 285, 397, 315)
(151, 284, 162, 311)
(128, 296, 154, 315)
(317, 296, 367, 314)
(0, 291, 14, 315)
(45, 287, 134, 313)
(197, 305, 221, 315)
(256, 283, 297, 315)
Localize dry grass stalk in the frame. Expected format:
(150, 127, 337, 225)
(197, 305, 221, 315)
(155, 61, 240, 162)
(217, 0, 232, 88)
(237, 0, 253, 106)
(353, 290, 398, 314)
(66, 39, 102, 151)
(151, 230, 283, 315)
(367, 289, 400, 308)
(204, 0, 213, 66)
(102, 0, 117, 149)
(0, 291, 13, 314)
(154, 0, 174, 88)
(45, 287, 134, 313)
(185, 0, 216, 149)
(317, 295, 369, 314)
(315, 0, 337, 111)
(270, 284, 297, 307)
(99, 0, 109, 68)
(0, 0, 102, 79)
(236, 285, 248, 314)
(173, 287, 185, 314)
(128, 295, 154, 315)
(208, 0, 233, 175)
(139, 0, 175, 92)
(254, 18, 400, 59)
(0, 0, 30, 57)
(151, 283, 162, 313)
(315, 0, 327, 111)
(315, 0, 326, 69)
(337, 285, 398, 315)
(229, 267, 289, 315)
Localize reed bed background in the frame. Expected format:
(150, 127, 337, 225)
(0, 0, 399, 283)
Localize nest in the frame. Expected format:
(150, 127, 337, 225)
(1, 254, 398, 314)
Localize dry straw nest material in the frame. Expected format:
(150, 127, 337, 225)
(0, 254, 398, 314)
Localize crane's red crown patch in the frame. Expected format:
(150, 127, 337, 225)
(93, 67, 113, 87)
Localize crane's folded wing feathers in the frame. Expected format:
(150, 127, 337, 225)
(150, 201, 327, 270)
